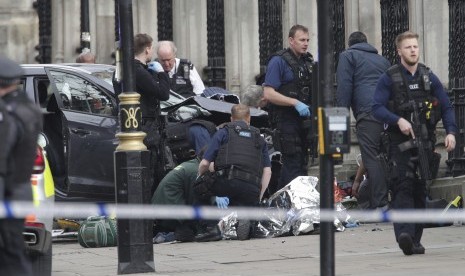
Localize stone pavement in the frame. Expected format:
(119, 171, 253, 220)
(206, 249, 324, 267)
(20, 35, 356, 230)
(52, 222, 465, 276)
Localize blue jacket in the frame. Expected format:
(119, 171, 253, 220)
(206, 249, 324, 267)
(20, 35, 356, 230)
(336, 42, 391, 119)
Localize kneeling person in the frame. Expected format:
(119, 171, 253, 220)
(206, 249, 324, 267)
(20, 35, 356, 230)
(196, 104, 272, 241)
(151, 151, 229, 242)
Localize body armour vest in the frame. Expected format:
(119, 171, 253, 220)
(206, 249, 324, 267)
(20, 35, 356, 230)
(214, 121, 264, 179)
(3, 90, 42, 201)
(171, 59, 195, 98)
(269, 48, 313, 122)
(386, 63, 440, 140)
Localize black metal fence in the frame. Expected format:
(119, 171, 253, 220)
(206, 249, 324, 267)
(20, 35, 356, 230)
(447, 0, 465, 176)
(33, 0, 52, 64)
(380, 0, 409, 65)
(448, 0, 465, 89)
(258, 0, 283, 74)
(204, 0, 226, 88)
(157, 0, 173, 41)
(333, 0, 345, 70)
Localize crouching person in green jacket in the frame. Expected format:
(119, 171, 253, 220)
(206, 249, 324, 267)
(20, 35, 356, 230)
(151, 149, 229, 242)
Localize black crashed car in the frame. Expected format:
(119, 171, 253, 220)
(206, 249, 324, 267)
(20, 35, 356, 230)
(21, 63, 271, 202)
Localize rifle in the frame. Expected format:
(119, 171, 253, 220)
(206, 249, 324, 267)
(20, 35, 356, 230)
(398, 100, 433, 194)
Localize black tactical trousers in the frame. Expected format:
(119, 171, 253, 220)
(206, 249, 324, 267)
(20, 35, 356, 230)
(276, 121, 307, 190)
(0, 219, 32, 276)
(141, 119, 163, 193)
(212, 176, 260, 207)
(389, 142, 426, 245)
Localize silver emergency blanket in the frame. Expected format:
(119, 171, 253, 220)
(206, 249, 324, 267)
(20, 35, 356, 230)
(221, 176, 350, 239)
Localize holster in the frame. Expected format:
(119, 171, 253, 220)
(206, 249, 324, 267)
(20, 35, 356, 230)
(226, 166, 261, 186)
(193, 171, 217, 201)
(271, 129, 302, 155)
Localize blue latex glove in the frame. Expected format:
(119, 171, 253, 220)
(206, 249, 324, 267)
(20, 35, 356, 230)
(147, 61, 164, 73)
(294, 100, 311, 117)
(215, 197, 229, 209)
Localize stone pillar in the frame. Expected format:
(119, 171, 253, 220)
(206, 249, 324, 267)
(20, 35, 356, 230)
(224, 0, 260, 95)
(64, 0, 80, 63)
(345, 0, 383, 52)
(89, 0, 115, 64)
(132, 0, 157, 39)
(172, 0, 208, 80)
(282, 0, 318, 59)
(51, 0, 64, 63)
(410, 0, 449, 85)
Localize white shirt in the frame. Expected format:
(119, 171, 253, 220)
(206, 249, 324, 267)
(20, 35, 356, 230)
(167, 58, 205, 95)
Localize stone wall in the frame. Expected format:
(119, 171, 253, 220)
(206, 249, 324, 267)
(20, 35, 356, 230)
(1, 0, 452, 88)
(0, 0, 457, 179)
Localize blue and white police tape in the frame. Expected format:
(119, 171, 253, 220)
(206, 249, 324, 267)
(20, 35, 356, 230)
(1, 200, 464, 224)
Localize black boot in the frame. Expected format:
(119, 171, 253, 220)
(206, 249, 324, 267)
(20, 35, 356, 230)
(195, 225, 222, 242)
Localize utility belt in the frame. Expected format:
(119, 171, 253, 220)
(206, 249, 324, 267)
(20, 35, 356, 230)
(193, 166, 261, 201)
(271, 120, 311, 155)
(217, 166, 261, 186)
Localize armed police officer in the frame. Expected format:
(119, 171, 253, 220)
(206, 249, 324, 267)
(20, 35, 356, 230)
(373, 31, 457, 256)
(263, 24, 314, 191)
(195, 104, 271, 241)
(150, 40, 205, 98)
(0, 56, 42, 275)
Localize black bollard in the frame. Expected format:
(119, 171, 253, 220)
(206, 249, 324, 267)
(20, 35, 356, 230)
(114, 0, 155, 273)
(115, 93, 155, 274)
(317, 0, 336, 275)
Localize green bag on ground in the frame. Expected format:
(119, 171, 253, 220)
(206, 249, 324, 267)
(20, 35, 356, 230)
(77, 216, 118, 248)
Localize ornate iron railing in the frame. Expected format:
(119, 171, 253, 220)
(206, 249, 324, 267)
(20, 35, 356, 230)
(333, 0, 345, 70)
(380, 0, 409, 65)
(447, 0, 465, 176)
(204, 0, 226, 88)
(258, 0, 282, 74)
(115, 0, 120, 42)
(449, 0, 465, 89)
(157, 0, 173, 41)
(33, 0, 52, 64)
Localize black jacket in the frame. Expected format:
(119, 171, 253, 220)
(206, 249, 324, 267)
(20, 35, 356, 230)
(1, 90, 42, 201)
(134, 59, 170, 118)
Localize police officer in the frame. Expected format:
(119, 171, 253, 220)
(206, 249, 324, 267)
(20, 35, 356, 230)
(195, 104, 272, 241)
(263, 24, 314, 191)
(150, 40, 205, 98)
(373, 31, 457, 255)
(0, 56, 42, 275)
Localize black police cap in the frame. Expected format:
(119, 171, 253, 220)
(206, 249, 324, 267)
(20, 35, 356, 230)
(0, 56, 23, 88)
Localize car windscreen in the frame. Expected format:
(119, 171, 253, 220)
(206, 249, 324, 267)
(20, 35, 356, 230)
(90, 68, 115, 86)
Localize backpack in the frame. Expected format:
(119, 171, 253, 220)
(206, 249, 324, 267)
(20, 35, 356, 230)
(77, 216, 118, 248)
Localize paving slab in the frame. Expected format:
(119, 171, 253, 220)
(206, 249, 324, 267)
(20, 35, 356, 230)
(52, 222, 465, 276)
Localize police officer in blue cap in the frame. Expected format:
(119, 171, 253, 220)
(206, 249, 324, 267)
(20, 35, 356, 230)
(0, 56, 42, 275)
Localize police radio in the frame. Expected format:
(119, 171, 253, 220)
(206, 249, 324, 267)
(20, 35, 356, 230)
(318, 107, 350, 156)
